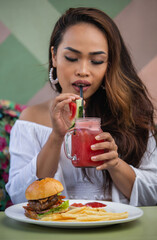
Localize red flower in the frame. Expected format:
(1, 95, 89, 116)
(6, 200, 13, 208)
(15, 104, 26, 112)
(1, 162, 8, 170)
(0, 137, 7, 151)
(2, 171, 9, 183)
(5, 124, 12, 134)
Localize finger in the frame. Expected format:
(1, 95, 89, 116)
(51, 97, 73, 112)
(51, 94, 82, 112)
(51, 97, 77, 112)
(91, 141, 117, 151)
(95, 132, 113, 142)
(91, 151, 118, 162)
(96, 159, 119, 171)
(55, 93, 81, 103)
(53, 98, 72, 114)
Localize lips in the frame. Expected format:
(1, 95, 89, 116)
(72, 80, 91, 87)
(72, 80, 91, 93)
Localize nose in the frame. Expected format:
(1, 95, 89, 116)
(75, 61, 90, 77)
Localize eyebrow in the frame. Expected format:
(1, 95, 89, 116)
(64, 47, 107, 55)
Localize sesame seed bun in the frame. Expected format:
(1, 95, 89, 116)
(25, 178, 64, 200)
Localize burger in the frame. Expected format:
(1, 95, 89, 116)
(23, 178, 69, 220)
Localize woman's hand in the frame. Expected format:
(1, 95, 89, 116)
(91, 132, 119, 171)
(50, 93, 81, 138)
(91, 132, 136, 199)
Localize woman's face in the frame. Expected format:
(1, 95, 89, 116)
(51, 23, 108, 99)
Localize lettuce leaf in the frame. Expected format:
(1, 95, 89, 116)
(37, 200, 69, 218)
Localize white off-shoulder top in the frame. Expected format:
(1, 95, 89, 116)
(6, 120, 157, 206)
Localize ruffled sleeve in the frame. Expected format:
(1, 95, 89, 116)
(129, 134, 157, 206)
(112, 134, 157, 206)
(5, 120, 52, 204)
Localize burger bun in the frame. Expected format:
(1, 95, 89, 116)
(25, 178, 64, 200)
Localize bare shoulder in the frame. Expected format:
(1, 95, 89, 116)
(19, 100, 52, 127)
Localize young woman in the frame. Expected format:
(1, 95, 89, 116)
(6, 7, 157, 206)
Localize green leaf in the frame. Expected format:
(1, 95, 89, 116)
(37, 200, 69, 217)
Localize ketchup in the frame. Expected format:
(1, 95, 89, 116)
(71, 203, 84, 207)
(71, 202, 106, 208)
(85, 202, 106, 208)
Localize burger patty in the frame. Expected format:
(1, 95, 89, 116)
(28, 194, 58, 211)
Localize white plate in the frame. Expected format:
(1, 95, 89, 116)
(5, 199, 143, 228)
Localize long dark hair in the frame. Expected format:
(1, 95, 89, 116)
(48, 7, 157, 180)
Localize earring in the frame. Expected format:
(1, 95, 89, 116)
(101, 84, 105, 90)
(49, 68, 59, 84)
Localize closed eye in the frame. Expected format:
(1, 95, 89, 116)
(65, 56, 77, 62)
(91, 60, 104, 65)
(65, 56, 105, 65)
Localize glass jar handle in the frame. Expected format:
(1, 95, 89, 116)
(64, 130, 77, 161)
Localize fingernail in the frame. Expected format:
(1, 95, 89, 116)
(91, 156, 96, 161)
(95, 135, 100, 140)
(91, 145, 96, 149)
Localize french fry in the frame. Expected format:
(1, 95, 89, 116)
(68, 206, 87, 213)
(60, 213, 77, 219)
(41, 213, 63, 221)
(40, 206, 129, 222)
(77, 215, 110, 221)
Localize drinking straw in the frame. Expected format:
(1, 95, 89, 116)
(79, 85, 85, 117)
(79, 84, 83, 98)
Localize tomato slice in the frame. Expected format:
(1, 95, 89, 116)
(69, 102, 77, 120)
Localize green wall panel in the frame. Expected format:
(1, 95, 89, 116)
(0, 0, 131, 104)
(48, 0, 131, 18)
(0, 0, 60, 67)
(0, 34, 47, 104)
